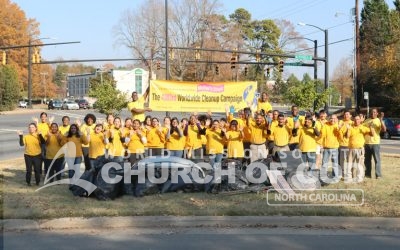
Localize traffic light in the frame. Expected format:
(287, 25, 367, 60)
(266, 67, 270, 76)
(255, 49, 260, 62)
(2, 51, 6, 65)
(278, 60, 284, 72)
(215, 65, 219, 75)
(32, 47, 41, 63)
(230, 55, 237, 69)
(156, 60, 161, 70)
(195, 46, 200, 60)
(244, 66, 248, 76)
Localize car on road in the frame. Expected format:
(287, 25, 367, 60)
(61, 101, 79, 110)
(76, 99, 89, 109)
(18, 101, 27, 108)
(380, 118, 398, 139)
(48, 99, 63, 110)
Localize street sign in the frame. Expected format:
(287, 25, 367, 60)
(364, 92, 369, 100)
(284, 62, 302, 66)
(295, 55, 312, 60)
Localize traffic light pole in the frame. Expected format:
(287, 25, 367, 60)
(27, 39, 33, 108)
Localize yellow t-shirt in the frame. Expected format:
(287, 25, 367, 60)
(185, 124, 203, 150)
(287, 115, 305, 144)
(106, 128, 125, 157)
(267, 120, 279, 141)
(61, 135, 88, 158)
(363, 118, 382, 144)
(127, 130, 146, 154)
(338, 120, 353, 147)
(226, 130, 244, 158)
(271, 125, 291, 147)
(146, 127, 166, 148)
(22, 134, 42, 156)
(205, 129, 224, 154)
(348, 125, 370, 149)
(247, 120, 267, 144)
(58, 125, 70, 136)
(166, 129, 185, 150)
(46, 134, 63, 159)
(257, 101, 273, 113)
(320, 123, 340, 149)
(298, 127, 318, 153)
(80, 124, 96, 148)
(127, 96, 145, 122)
(89, 132, 106, 158)
(37, 122, 50, 137)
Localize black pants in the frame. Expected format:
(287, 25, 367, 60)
(82, 147, 91, 171)
(44, 157, 65, 182)
(24, 154, 42, 185)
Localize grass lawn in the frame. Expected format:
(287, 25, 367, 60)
(1, 156, 400, 219)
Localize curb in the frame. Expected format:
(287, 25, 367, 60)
(2, 216, 400, 231)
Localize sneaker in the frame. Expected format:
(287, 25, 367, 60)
(376, 176, 382, 179)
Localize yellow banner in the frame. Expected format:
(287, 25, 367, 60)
(149, 80, 258, 112)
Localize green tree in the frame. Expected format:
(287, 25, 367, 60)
(88, 75, 127, 114)
(283, 74, 331, 111)
(0, 65, 19, 111)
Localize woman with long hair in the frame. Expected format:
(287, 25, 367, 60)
(126, 119, 147, 165)
(165, 117, 184, 158)
(44, 123, 64, 182)
(146, 117, 166, 157)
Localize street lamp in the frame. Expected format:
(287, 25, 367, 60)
(27, 37, 55, 108)
(289, 37, 318, 111)
(298, 22, 329, 113)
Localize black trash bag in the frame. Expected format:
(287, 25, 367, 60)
(69, 169, 95, 197)
(134, 178, 159, 197)
(95, 167, 123, 200)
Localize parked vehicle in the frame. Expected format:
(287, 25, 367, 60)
(61, 101, 79, 110)
(53, 100, 63, 110)
(380, 118, 398, 139)
(18, 101, 27, 108)
(76, 99, 89, 109)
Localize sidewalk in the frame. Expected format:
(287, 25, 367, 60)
(2, 216, 400, 232)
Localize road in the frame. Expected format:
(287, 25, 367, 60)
(2, 226, 400, 250)
(1, 108, 399, 161)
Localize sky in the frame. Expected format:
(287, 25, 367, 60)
(10, 0, 396, 80)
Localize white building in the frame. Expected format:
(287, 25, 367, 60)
(67, 68, 154, 99)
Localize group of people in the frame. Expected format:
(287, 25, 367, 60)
(18, 89, 386, 187)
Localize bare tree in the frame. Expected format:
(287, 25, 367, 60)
(331, 57, 353, 104)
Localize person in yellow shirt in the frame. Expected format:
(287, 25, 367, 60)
(338, 110, 353, 176)
(363, 108, 386, 179)
(246, 113, 268, 162)
(44, 123, 64, 182)
(183, 115, 203, 159)
(105, 117, 127, 165)
(166, 117, 185, 158)
(315, 109, 328, 169)
(126, 119, 147, 165)
(77, 114, 97, 171)
(286, 105, 305, 151)
(200, 119, 225, 168)
(87, 124, 107, 174)
(127, 87, 151, 123)
(224, 120, 244, 159)
(58, 116, 70, 136)
(320, 114, 341, 183)
(257, 92, 273, 115)
(345, 115, 373, 183)
(18, 123, 45, 185)
(298, 115, 320, 171)
(33, 112, 53, 172)
(266, 110, 279, 155)
(270, 114, 292, 156)
(146, 117, 167, 157)
(61, 124, 88, 180)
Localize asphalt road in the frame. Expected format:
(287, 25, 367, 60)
(2, 227, 400, 250)
(0, 108, 399, 161)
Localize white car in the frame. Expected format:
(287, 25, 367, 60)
(18, 101, 27, 108)
(62, 101, 79, 110)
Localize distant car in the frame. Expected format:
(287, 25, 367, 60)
(18, 101, 27, 108)
(380, 118, 398, 139)
(76, 99, 89, 109)
(62, 101, 79, 110)
(49, 99, 63, 110)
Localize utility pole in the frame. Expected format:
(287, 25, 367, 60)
(355, 0, 361, 111)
